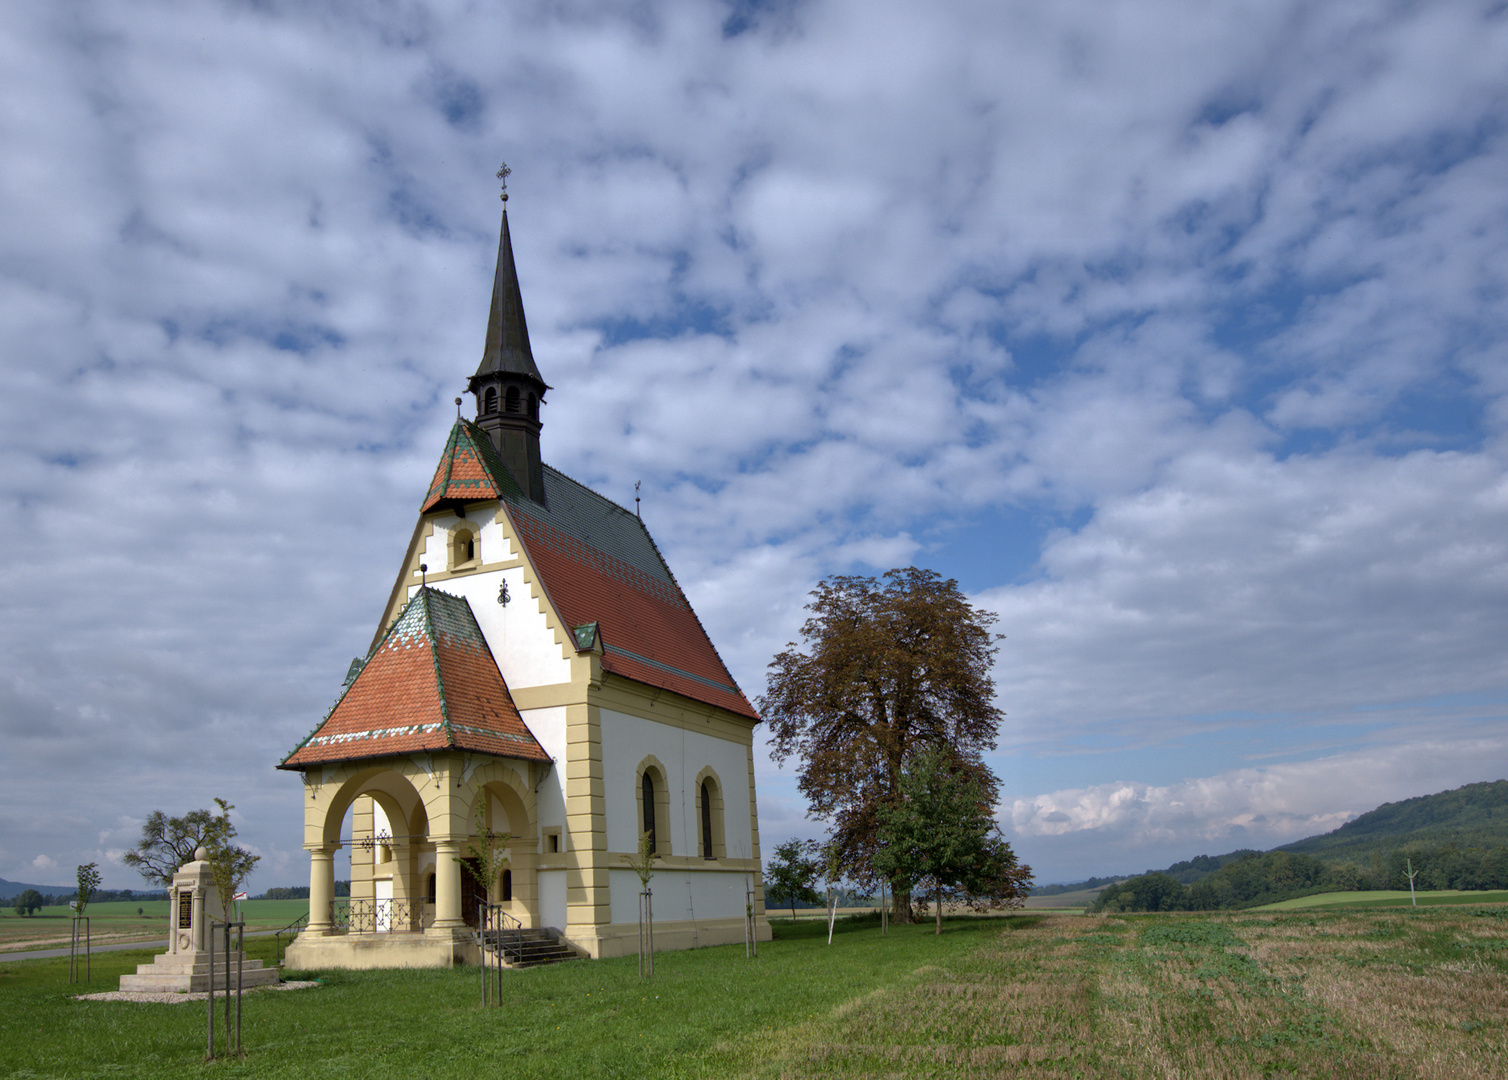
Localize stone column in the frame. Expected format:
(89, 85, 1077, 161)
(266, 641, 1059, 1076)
(307, 845, 336, 933)
(433, 840, 463, 929)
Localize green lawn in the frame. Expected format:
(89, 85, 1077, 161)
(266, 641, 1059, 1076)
(2, 908, 1507, 1078)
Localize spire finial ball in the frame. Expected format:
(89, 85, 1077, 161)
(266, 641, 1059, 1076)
(496, 161, 511, 202)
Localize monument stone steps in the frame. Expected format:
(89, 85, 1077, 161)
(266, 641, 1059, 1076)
(126, 954, 273, 976)
(118, 847, 281, 994)
(119, 966, 280, 992)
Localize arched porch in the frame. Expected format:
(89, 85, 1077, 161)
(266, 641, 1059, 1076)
(285, 751, 543, 970)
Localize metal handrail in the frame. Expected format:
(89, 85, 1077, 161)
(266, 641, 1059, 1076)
(274, 912, 308, 966)
(477, 902, 528, 965)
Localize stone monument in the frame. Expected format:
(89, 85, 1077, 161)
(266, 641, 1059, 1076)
(119, 847, 279, 992)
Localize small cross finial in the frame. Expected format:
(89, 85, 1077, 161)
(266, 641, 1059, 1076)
(496, 161, 511, 202)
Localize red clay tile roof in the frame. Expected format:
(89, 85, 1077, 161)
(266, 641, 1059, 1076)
(420, 421, 523, 512)
(511, 495, 758, 719)
(281, 587, 550, 768)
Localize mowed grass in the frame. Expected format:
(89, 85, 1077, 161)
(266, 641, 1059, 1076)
(3, 907, 1508, 1078)
(1255, 889, 1508, 911)
(0, 899, 309, 951)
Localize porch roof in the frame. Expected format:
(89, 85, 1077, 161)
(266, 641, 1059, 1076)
(281, 587, 551, 768)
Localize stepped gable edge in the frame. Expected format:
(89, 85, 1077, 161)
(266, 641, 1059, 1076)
(280, 587, 549, 768)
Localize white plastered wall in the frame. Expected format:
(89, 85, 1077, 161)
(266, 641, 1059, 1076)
(600, 708, 752, 859)
(521, 706, 567, 837)
(539, 871, 567, 930)
(608, 869, 748, 923)
(372, 801, 393, 884)
(408, 511, 572, 689)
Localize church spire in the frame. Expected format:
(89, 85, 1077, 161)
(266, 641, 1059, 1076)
(468, 163, 548, 504)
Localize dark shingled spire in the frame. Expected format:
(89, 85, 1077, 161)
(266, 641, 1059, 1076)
(474, 208, 543, 383)
(468, 199, 548, 504)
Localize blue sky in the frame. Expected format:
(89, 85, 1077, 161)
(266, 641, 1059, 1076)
(2, 0, 1506, 891)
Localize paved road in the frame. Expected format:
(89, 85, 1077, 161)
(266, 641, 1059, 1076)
(0, 929, 284, 964)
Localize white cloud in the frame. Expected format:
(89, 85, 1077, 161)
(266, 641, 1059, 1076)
(0, 0, 1506, 889)
(31, 855, 57, 872)
(1006, 736, 1508, 882)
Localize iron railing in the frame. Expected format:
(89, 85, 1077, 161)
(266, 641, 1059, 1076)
(274, 912, 308, 964)
(328, 898, 433, 933)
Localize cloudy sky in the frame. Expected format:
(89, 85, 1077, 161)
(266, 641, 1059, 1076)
(2, 0, 1506, 892)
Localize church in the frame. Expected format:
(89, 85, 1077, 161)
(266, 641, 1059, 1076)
(279, 189, 770, 967)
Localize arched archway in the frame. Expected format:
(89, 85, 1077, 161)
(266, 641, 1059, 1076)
(461, 762, 539, 927)
(314, 766, 431, 934)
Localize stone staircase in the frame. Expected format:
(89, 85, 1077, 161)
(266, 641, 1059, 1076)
(478, 926, 580, 969)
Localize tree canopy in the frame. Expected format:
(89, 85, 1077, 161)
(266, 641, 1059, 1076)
(872, 746, 1031, 932)
(123, 807, 226, 887)
(758, 567, 1004, 912)
(124, 799, 259, 906)
(763, 839, 823, 919)
(74, 863, 100, 916)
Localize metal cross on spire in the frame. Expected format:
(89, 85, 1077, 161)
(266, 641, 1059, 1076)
(496, 161, 511, 202)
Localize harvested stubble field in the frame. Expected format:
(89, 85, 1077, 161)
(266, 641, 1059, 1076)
(1, 907, 1505, 1078)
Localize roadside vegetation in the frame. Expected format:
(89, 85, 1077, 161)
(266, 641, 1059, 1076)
(3, 906, 1507, 1077)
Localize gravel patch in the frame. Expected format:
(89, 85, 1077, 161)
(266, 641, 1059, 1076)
(76, 981, 320, 1004)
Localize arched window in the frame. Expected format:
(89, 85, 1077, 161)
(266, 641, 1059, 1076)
(483, 387, 498, 414)
(695, 768, 725, 860)
(635, 757, 670, 856)
(505, 386, 521, 413)
(701, 781, 713, 859)
(642, 772, 657, 854)
(450, 526, 477, 570)
(501, 869, 512, 903)
(527, 393, 538, 420)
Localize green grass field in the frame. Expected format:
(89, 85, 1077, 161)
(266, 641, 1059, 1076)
(1254, 889, 1508, 911)
(3, 906, 1507, 1078)
(0, 899, 309, 951)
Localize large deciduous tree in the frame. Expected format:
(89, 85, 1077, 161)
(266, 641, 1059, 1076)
(871, 746, 1032, 933)
(758, 567, 1005, 921)
(123, 807, 224, 887)
(124, 800, 259, 909)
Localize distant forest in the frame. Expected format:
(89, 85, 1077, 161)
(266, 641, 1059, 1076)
(259, 882, 351, 900)
(1034, 780, 1508, 912)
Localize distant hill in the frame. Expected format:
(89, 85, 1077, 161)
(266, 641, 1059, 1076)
(0, 876, 75, 900)
(1276, 779, 1508, 863)
(1032, 779, 1508, 894)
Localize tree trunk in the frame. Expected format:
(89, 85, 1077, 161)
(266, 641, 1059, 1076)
(890, 885, 912, 924)
(935, 880, 942, 935)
